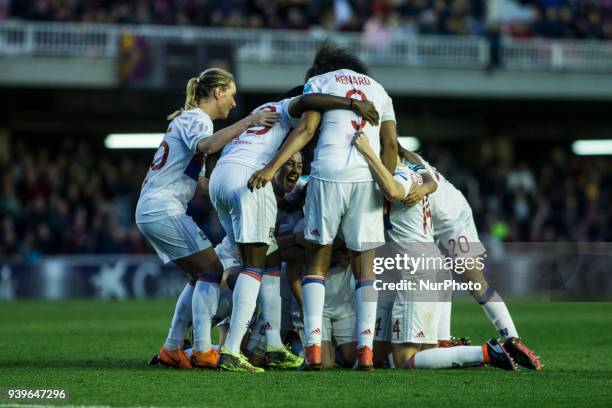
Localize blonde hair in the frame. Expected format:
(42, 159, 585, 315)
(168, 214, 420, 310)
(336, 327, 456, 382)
(167, 68, 235, 120)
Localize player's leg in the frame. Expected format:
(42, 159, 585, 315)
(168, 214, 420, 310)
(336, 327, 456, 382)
(174, 246, 223, 368)
(301, 179, 343, 369)
(332, 314, 357, 368)
(219, 242, 266, 361)
(320, 316, 335, 369)
(138, 215, 218, 369)
(343, 182, 385, 370)
(263, 247, 304, 369)
(373, 300, 393, 368)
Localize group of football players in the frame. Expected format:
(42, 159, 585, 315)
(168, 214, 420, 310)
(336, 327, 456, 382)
(136, 43, 542, 373)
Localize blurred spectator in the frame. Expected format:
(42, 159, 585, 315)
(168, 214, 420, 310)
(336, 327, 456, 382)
(1, 136, 611, 261)
(3, 0, 610, 40)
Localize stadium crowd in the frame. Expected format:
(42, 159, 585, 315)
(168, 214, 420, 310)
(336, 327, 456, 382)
(1, 137, 610, 261)
(3, 0, 612, 40)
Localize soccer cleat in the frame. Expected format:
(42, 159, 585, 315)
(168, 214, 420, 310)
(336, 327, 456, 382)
(218, 346, 264, 373)
(356, 346, 374, 371)
(300, 344, 322, 371)
(503, 337, 543, 370)
(190, 348, 220, 369)
(158, 347, 193, 369)
(266, 345, 304, 369)
(483, 338, 517, 371)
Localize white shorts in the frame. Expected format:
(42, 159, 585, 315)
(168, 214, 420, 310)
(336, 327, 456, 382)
(322, 313, 356, 346)
(375, 299, 439, 345)
(137, 214, 212, 264)
(435, 208, 485, 258)
(214, 236, 241, 271)
(209, 162, 277, 246)
(304, 179, 384, 251)
(213, 236, 279, 272)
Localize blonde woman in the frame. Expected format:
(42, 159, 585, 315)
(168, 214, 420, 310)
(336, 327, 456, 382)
(135, 68, 279, 369)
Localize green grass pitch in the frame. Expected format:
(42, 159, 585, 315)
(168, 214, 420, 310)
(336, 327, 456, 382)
(0, 300, 610, 407)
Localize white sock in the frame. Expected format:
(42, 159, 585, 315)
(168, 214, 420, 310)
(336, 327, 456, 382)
(261, 267, 284, 349)
(477, 288, 518, 339)
(437, 301, 452, 341)
(224, 268, 263, 354)
(164, 279, 195, 350)
(192, 273, 221, 352)
(355, 279, 378, 349)
(302, 275, 325, 346)
(409, 346, 484, 369)
(213, 288, 233, 324)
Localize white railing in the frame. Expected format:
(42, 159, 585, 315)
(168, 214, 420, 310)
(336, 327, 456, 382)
(0, 20, 487, 68)
(503, 38, 612, 72)
(1, 20, 612, 72)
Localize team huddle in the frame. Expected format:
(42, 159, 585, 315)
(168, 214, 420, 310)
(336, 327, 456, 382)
(136, 43, 542, 373)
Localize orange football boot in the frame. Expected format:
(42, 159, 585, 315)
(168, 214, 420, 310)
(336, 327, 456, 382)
(303, 344, 322, 370)
(158, 347, 193, 369)
(191, 348, 220, 369)
(356, 346, 374, 371)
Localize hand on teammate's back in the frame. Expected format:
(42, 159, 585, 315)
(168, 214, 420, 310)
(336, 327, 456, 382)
(403, 183, 429, 207)
(250, 111, 281, 127)
(247, 167, 275, 191)
(352, 100, 379, 126)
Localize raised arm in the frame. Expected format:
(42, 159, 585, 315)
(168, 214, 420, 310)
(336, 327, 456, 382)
(289, 94, 379, 126)
(247, 110, 322, 191)
(352, 132, 406, 202)
(196, 110, 281, 155)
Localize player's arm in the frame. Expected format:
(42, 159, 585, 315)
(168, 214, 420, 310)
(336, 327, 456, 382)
(196, 176, 209, 196)
(380, 120, 398, 175)
(247, 111, 321, 191)
(352, 132, 406, 202)
(289, 94, 379, 126)
(196, 110, 280, 155)
(402, 171, 437, 207)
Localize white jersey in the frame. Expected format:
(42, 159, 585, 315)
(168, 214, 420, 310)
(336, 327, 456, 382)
(217, 98, 300, 170)
(407, 159, 471, 239)
(303, 69, 396, 182)
(386, 165, 433, 243)
(136, 108, 214, 223)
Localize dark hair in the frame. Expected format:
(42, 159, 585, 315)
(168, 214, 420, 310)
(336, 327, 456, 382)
(281, 85, 304, 100)
(304, 40, 369, 82)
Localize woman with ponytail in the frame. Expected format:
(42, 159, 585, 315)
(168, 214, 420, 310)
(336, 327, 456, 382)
(135, 68, 279, 370)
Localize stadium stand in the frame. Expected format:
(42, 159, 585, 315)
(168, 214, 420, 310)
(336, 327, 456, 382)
(2, 137, 610, 261)
(4, 0, 611, 40)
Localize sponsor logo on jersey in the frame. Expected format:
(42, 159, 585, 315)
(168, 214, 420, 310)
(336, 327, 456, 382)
(416, 330, 426, 338)
(199, 230, 209, 241)
(264, 322, 272, 330)
(360, 329, 372, 336)
(310, 229, 320, 236)
(310, 328, 321, 335)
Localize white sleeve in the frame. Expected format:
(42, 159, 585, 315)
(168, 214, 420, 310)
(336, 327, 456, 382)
(381, 94, 396, 123)
(281, 97, 301, 128)
(182, 115, 214, 154)
(392, 168, 413, 198)
(303, 75, 324, 95)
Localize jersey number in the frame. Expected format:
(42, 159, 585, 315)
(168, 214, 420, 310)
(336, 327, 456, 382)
(393, 319, 401, 339)
(150, 141, 169, 170)
(245, 105, 276, 136)
(448, 235, 470, 257)
(345, 89, 367, 131)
